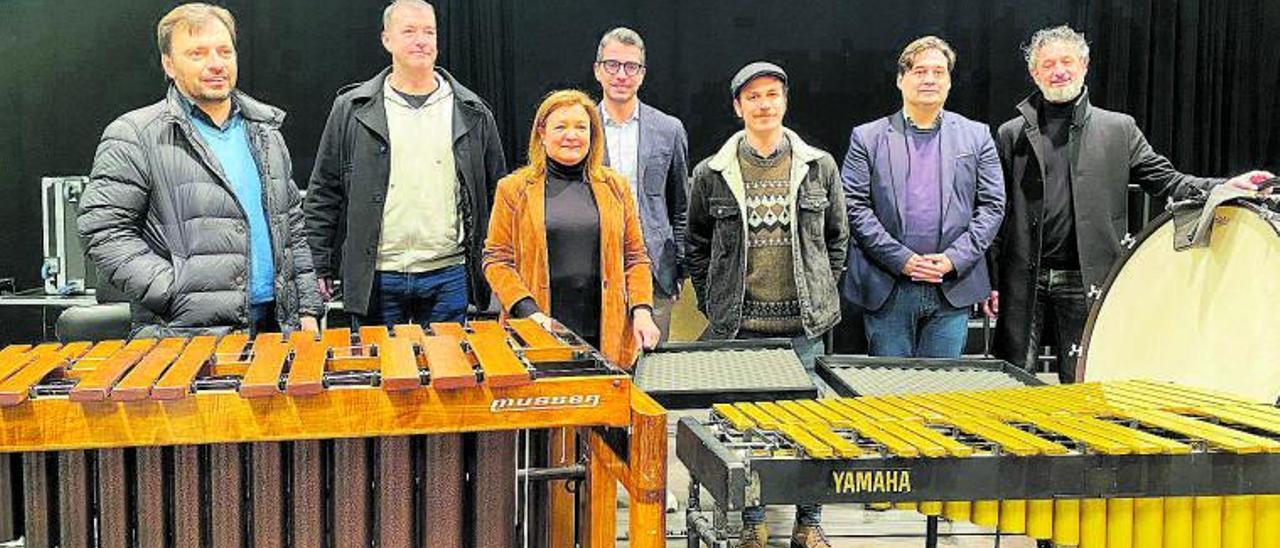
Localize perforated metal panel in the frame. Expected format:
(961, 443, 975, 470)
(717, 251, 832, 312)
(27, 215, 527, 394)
(634, 342, 817, 408)
(817, 356, 1043, 397)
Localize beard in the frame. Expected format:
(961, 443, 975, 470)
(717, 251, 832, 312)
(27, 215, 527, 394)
(192, 87, 233, 102)
(1039, 78, 1084, 104)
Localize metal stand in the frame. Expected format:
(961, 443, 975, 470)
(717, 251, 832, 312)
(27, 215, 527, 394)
(685, 479, 729, 548)
(925, 515, 939, 548)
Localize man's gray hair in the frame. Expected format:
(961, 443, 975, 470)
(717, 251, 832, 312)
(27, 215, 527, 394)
(1024, 25, 1090, 69)
(596, 27, 646, 64)
(383, 0, 434, 30)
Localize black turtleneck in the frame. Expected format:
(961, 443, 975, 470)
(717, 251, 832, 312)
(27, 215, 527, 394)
(1037, 96, 1080, 269)
(510, 158, 601, 344)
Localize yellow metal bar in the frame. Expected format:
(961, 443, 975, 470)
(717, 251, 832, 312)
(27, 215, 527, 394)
(1107, 498, 1134, 548)
(1165, 497, 1194, 548)
(875, 422, 947, 457)
(1027, 499, 1053, 540)
(1198, 405, 1280, 437)
(733, 402, 783, 430)
(776, 423, 833, 459)
(837, 398, 897, 421)
(946, 416, 1069, 456)
(856, 396, 920, 421)
(815, 398, 877, 423)
(1121, 409, 1280, 454)
(1133, 497, 1164, 547)
(1193, 497, 1223, 548)
(1053, 499, 1081, 545)
(1031, 416, 1133, 455)
(879, 395, 943, 420)
(889, 420, 974, 457)
(711, 403, 755, 431)
(756, 401, 804, 425)
(776, 400, 831, 426)
(799, 423, 861, 458)
(942, 392, 1028, 421)
(816, 400, 921, 457)
(1080, 498, 1107, 548)
(1078, 416, 1193, 454)
(900, 393, 980, 419)
(1129, 379, 1255, 406)
(794, 399, 854, 428)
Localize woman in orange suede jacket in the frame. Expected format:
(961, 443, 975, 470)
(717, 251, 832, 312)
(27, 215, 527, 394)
(483, 90, 660, 367)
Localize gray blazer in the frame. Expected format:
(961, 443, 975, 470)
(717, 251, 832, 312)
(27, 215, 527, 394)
(600, 102, 689, 297)
(841, 110, 1006, 311)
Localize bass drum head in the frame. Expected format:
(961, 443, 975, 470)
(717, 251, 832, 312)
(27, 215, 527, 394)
(1080, 204, 1280, 403)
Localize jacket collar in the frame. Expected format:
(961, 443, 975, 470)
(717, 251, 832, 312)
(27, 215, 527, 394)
(163, 84, 285, 127)
(707, 127, 822, 172)
(348, 65, 487, 109)
(350, 66, 487, 145)
(1016, 86, 1093, 129)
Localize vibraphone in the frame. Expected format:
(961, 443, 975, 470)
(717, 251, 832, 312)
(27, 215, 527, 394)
(0, 319, 667, 548)
(678, 380, 1280, 547)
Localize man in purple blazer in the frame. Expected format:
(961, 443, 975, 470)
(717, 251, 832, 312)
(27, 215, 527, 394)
(841, 36, 1005, 357)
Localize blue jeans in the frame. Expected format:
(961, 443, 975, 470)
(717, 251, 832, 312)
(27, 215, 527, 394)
(355, 264, 468, 327)
(743, 502, 822, 526)
(736, 330, 826, 527)
(863, 282, 968, 358)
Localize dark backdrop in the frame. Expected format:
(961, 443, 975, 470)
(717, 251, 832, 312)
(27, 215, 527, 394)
(1, 0, 1277, 343)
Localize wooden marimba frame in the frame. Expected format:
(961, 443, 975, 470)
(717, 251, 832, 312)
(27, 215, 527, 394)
(0, 319, 666, 548)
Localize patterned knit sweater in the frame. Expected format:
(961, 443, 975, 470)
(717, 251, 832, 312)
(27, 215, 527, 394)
(737, 136, 803, 334)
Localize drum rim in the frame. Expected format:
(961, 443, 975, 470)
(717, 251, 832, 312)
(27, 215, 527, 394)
(1076, 203, 1280, 381)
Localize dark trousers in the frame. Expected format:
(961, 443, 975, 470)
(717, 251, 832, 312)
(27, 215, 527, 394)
(249, 301, 279, 335)
(1026, 268, 1087, 384)
(354, 264, 469, 328)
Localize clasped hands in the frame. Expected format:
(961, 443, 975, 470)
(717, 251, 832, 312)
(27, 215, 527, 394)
(901, 253, 953, 284)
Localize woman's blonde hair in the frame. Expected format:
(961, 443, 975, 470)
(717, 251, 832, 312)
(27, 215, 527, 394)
(525, 89, 607, 183)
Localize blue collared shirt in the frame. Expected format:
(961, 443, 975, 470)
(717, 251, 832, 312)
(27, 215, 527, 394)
(185, 98, 276, 304)
(602, 105, 641, 200)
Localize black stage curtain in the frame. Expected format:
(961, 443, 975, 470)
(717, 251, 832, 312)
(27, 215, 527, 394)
(0, 0, 1276, 343)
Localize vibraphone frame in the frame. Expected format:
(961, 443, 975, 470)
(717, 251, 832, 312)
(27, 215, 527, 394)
(0, 319, 667, 548)
(677, 380, 1280, 548)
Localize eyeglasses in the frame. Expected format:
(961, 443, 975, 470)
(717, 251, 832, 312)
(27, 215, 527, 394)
(596, 59, 646, 77)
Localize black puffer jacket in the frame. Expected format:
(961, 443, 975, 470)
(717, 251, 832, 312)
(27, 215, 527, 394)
(79, 86, 322, 335)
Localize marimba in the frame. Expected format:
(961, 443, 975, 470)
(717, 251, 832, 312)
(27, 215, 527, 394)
(0, 319, 666, 548)
(678, 380, 1280, 547)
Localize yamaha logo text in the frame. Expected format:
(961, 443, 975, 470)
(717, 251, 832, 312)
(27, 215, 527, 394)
(831, 469, 912, 495)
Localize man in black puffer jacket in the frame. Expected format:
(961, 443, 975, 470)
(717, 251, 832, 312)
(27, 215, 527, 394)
(79, 3, 321, 337)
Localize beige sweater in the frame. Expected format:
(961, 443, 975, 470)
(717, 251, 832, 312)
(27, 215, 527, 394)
(377, 75, 464, 273)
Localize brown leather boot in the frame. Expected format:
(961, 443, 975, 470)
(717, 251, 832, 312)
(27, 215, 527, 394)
(789, 522, 832, 548)
(737, 522, 769, 548)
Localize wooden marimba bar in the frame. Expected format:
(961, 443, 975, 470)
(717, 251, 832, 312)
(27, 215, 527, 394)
(0, 319, 667, 548)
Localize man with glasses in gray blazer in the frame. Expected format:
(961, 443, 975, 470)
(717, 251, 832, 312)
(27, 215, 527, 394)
(593, 27, 690, 342)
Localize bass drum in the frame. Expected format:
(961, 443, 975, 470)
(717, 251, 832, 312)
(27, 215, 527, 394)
(1079, 203, 1280, 403)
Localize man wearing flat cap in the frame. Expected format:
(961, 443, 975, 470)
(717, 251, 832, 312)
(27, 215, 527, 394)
(685, 61, 848, 548)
